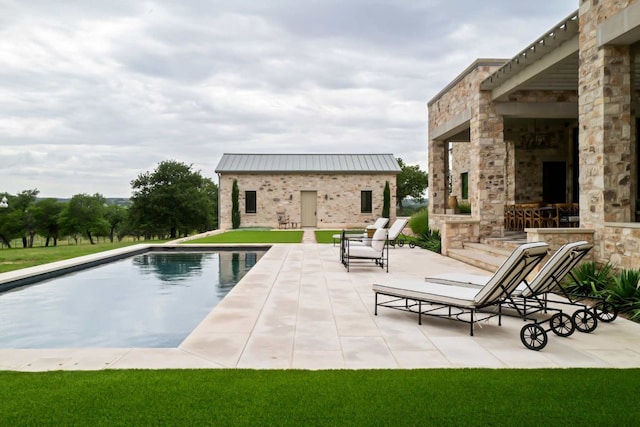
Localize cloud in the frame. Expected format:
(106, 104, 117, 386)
(0, 0, 577, 197)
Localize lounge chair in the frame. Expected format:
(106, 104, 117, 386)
(385, 218, 411, 248)
(425, 241, 595, 350)
(332, 217, 390, 246)
(342, 228, 389, 272)
(366, 217, 389, 230)
(372, 242, 549, 340)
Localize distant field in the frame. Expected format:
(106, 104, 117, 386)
(0, 240, 161, 273)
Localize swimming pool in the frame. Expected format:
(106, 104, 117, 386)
(0, 249, 266, 349)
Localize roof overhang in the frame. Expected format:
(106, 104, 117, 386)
(480, 11, 580, 101)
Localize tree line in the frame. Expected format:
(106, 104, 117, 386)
(0, 161, 218, 248)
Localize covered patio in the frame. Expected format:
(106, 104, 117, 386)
(428, 4, 640, 269)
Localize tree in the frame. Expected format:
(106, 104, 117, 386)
(382, 180, 390, 219)
(129, 160, 217, 239)
(396, 158, 429, 215)
(13, 189, 40, 248)
(59, 193, 109, 244)
(34, 198, 65, 246)
(104, 205, 128, 243)
(0, 193, 21, 248)
(231, 179, 240, 229)
(200, 177, 218, 232)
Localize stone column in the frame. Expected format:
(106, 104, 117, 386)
(428, 137, 448, 214)
(469, 91, 506, 237)
(579, 1, 635, 231)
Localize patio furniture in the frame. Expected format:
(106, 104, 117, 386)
(425, 241, 595, 350)
(332, 217, 389, 246)
(386, 218, 412, 248)
(504, 204, 517, 231)
(368, 217, 389, 230)
(277, 213, 289, 229)
(555, 203, 580, 227)
(372, 242, 549, 342)
(342, 228, 389, 272)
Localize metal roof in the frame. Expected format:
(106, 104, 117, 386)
(215, 153, 401, 173)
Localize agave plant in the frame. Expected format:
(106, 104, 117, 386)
(563, 261, 614, 296)
(605, 268, 640, 313)
(416, 228, 441, 254)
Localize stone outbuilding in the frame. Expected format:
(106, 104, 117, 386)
(428, 2, 640, 269)
(215, 153, 400, 230)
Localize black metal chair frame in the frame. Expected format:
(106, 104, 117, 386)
(373, 245, 548, 338)
(341, 230, 389, 272)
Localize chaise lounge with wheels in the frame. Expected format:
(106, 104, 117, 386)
(424, 241, 595, 350)
(385, 218, 412, 248)
(372, 242, 549, 343)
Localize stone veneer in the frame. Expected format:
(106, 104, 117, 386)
(218, 173, 396, 230)
(429, 61, 507, 237)
(578, 0, 639, 267)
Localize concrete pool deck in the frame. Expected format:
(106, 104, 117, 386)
(1, 235, 640, 371)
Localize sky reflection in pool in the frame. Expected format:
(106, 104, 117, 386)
(0, 250, 265, 349)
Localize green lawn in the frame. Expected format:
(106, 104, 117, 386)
(314, 229, 419, 246)
(0, 240, 160, 274)
(0, 369, 638, 425)
(314, 229, 364, 244)
(185, 230, 303, 244)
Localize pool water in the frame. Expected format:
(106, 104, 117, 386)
(0, 250, 265, 349)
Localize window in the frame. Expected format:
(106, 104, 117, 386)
(361, 190, 372, 213)
(245, 191, 256, 214)
(461, 172, 469, 199)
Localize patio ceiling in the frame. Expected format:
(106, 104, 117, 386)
(481, 8, 640, 103)
(480, 11, 580, 101)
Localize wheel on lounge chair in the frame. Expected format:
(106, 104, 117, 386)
(549, 313, 575, 337)
(572, 309, 598, 333)
(593, 301, 618, 322)
(520, 323, 548, 351)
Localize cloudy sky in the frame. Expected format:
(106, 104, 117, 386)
(1, 0, 577, 198)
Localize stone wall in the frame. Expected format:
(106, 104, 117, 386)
(450, 142, 470, 202)
(579, 0, 639, 265)
(505, 119, 575, 202)
(601, 223, 640, 270)
(526, 228, 595, 256)
(428, 62, 504, 216)
(218, 173, 396, 230)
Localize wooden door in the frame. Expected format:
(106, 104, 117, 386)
(300, 191, 317, 227)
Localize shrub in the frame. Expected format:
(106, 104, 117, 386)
(416, 228, 441, 254)
(458, 202, 471, 214)
(408, 209, 429, 235)
(382, 181, 390, 220)
(605, 268, 640, 313)
(231, 180, 240, 229)
(563, 261, 614, 296)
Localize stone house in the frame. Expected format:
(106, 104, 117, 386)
(215, 154, 400, 230)
(428, 2, 640, 269)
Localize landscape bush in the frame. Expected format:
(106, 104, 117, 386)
(564, 261, 640, 322)
(416, 228, 441, 254)
(408, 209, 429, 235)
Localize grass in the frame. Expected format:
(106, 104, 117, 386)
(0, 369, 638, 425)
(0, 240, 160, 274)
(185, 230, 303, 244)
(314, 229, 364, 244)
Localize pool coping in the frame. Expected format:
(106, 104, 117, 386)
(1, 241, 640, 370)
